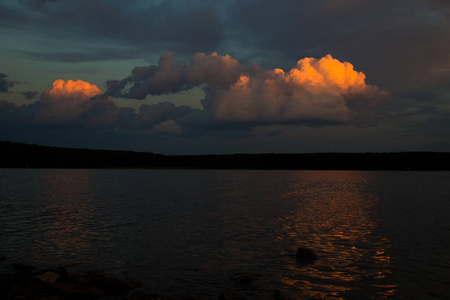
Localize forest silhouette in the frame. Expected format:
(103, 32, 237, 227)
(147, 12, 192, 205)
(1, 141, 449, 170)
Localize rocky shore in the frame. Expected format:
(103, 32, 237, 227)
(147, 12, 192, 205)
(1, 263, 142, 299)
(0, 249, 315, 299)
(0, 263, 235, 300)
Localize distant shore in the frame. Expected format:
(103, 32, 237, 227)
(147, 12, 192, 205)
(1, 141, 450, 170)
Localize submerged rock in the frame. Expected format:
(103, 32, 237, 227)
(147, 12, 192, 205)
(296, 247, 318, 262)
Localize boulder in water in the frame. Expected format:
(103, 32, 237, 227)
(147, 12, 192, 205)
(296, 247, 318, 262)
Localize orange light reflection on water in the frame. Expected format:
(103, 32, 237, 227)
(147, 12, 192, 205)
(278, 171, 397, 299)
(33, 170, 98, 264)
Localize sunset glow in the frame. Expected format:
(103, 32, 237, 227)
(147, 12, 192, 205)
(0, 0, 449, 153)
(46, 79, 103, 99)
(204, 54, 387, 123)
(293, 55, 367, 94)
(1, 1, 450, 299)
(35, 79, 114, 125)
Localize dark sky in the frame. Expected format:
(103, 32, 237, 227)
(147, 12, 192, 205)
(1, 0, 449, 154)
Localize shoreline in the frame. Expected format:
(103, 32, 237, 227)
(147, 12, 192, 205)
(0, 264, 146, 300)
(0, 263, 245, 300)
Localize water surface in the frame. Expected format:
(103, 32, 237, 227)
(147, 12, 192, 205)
(1, 169, 449, 299)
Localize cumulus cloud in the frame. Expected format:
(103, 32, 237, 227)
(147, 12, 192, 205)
(229, 0, 450, 91)
(0, 54, 389, 146)
(107, 53, 389, 125)
(35, 79, 109, 125)
(105, 52, 242, 99)
(0, 98, 40, 125)
(0, 73, 18, 93)
(106, 54, 188, 99)
(136, 101, 193, 129)
(204, 55, 390, 124)
(0, 79, 194, 131)
(36, 79, 139, 128)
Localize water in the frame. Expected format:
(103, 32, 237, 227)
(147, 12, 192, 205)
(0, 169, 449, 299)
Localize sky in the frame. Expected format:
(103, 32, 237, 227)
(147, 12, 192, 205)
(1, 0, 450, 154)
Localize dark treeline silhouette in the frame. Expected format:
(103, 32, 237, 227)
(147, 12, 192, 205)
(1, 141, 450, 170)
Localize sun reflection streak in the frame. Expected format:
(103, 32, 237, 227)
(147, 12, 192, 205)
(278, 171, 397, 299)
(33, 170, 98, 267)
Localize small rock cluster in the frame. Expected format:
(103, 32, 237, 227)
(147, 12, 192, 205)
(0, 264, 151, 300)
(0, 263, 238, 300)
(1, 247, 316, 299)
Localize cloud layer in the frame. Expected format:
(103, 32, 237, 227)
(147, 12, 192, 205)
(1, 78, 194, 131)
(0, 53, 389, 145)
(35, 79, 114, 126)
(107, 53, 389, 124)
(105, 52, 242, 99)
(204, 55, 389, 123)
(1, 0, 449, 153)
(2, 0, 449, 100)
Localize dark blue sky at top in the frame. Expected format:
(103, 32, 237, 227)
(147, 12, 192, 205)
(0, 0, 449, 154)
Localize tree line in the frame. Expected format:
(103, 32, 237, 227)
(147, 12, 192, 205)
(1, 141, 450, 170)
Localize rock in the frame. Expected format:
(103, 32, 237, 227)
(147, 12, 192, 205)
(36, 271, 61, 283)
(296, 247, 318, 262)
(0, 264, 164, 299)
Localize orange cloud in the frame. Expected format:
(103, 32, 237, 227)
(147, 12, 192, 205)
(204, 54, 389, 123)
(36, 79, 115, 125)
(292, 55, 367, 94)
(106, 52, 389, 125)
(45, 79, 102, 99)
(33, 79, 195, 129)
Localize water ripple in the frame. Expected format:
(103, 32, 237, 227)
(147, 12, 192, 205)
(1, 169, 449, 299)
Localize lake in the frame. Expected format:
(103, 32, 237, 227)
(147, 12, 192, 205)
(1, 169, 449, 299)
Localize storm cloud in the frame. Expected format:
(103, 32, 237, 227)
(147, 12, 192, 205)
(107, 53, 389, 125)
(2, 0, 448, 95)
(1, 0, 223, 58)
(1, 79, 194, 131)
(105, 52, 242, 99)
(1, 0, 449, 153)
